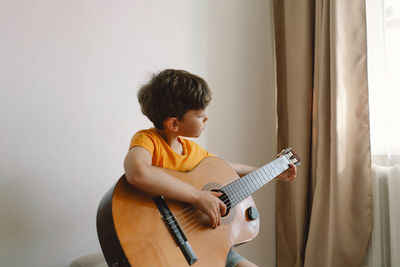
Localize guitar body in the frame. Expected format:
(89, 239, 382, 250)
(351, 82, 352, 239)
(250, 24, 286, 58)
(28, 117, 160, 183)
(97, 156, 260, 267)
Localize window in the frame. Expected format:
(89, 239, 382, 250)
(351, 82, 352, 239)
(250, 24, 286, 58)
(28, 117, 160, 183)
(367, 0, 400, 164)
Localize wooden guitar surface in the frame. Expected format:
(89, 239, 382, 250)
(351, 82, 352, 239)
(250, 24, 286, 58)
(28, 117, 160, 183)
(97, 156, 260, 267)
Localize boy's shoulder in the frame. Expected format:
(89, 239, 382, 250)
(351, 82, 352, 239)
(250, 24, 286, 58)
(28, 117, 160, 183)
(129, 128, 161, 151)
(134, 128, 157, 136)
(131, 128, 158, 141)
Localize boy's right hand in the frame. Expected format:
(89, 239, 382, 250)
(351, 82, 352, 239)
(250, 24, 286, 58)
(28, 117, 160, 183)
(192, 190, 227, 228)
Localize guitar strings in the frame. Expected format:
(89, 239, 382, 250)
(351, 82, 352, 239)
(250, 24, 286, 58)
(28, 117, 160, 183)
(161, 179, 251, 236)
(170, 178, 251, 220)
(161, 157, 290, 236)
(162, 208, 209, 237)
(174, 160, 278, 222)
(183, 221, 205, 237)
(173, 209, 198, 227)
(185, 164, 289, 237)
(162, 214, 204, 238)
(165, 187, 279, 237)
(166, 190, 233, 227)
(163, 160, 289, 236)
(168, 168, 282, 235)
(166, 179, 263, 237)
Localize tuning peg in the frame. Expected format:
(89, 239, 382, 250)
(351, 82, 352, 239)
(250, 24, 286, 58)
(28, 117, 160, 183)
(277, 147, 292, 157)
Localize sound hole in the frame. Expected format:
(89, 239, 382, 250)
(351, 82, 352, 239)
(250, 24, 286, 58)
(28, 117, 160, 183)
(211, 189, 231, 217)
(202, 182, 235, 224)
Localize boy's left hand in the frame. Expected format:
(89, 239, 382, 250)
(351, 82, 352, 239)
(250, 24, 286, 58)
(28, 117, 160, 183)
(276, 164, 297, 181)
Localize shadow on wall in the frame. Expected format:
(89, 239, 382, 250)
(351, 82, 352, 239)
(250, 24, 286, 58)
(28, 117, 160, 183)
(0, 167, 87, 267)
(0, 175, 43, 264)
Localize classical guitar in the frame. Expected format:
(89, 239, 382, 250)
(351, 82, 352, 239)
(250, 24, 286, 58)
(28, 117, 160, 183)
(97, 148, 300, 267)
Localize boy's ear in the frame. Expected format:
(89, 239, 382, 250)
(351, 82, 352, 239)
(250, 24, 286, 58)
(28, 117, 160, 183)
(165, 117, 179, 132)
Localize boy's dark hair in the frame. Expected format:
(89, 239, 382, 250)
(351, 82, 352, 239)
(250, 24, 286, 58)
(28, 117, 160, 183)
(137, 69, 211, 129)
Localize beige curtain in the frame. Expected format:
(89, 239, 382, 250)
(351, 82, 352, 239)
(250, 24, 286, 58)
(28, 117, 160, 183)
(273, 0, 373, 266)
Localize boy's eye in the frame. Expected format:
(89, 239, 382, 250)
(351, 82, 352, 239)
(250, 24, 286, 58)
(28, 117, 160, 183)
(195, 109, 206, 118)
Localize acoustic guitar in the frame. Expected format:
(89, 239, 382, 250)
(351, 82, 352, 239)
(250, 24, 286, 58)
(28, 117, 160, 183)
(97, 148, 300, 267)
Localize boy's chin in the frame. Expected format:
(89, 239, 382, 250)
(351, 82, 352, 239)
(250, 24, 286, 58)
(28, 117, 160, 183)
(184, 133, 202, 138)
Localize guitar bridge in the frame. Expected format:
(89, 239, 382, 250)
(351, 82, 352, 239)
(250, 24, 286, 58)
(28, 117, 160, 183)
(153, 196, 198, 265)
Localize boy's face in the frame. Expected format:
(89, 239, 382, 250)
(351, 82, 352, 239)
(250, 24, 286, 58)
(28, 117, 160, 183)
(177, 109, 208, 138)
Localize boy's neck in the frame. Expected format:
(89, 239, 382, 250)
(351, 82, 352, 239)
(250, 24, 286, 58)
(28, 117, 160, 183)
(155, 128, 182, 153)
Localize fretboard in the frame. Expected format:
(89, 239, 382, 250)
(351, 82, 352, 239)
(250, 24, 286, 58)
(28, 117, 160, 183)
(221, 155, 291, 208)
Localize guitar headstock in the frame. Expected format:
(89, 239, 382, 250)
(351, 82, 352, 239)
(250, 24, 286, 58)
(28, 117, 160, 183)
(277, 147, 301, 166)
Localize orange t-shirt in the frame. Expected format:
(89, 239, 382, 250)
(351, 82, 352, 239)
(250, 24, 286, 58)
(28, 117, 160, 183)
(129, 128, 213, 172)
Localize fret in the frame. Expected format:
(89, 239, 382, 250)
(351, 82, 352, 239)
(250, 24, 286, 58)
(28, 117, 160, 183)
(254, 170, 264, 187)
(238, 179, 248, 200)
(251, 172, 259, 188)
(222, 149, 299, 209)
(223, 186, 235, 206)
(236, 180, 246, 202)
(261, 165, 273, 182)
(250, 172, 258, 189)
(272, 161, 280, 176)
(233, 179, 242, 199)
(226, 184, 235, 206)
(261, 167, 272, 183)
(245, 174, 256, 192)
(270, 161, 279, 175)
(224, 156, 290, 207)
(242, 176, 252, 197)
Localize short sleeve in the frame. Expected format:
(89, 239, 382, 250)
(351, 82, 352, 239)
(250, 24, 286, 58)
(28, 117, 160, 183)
(129, 131, 155, 156)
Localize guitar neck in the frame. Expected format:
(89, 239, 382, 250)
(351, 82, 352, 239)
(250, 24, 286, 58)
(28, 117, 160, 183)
(222, 155, 291, 208)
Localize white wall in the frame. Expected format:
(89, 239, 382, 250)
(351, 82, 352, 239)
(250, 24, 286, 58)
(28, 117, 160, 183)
(207, 1, 277, 264)
(0, 1, 276, 266)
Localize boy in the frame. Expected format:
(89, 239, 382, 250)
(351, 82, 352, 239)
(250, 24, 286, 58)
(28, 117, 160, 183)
(124, 69, 296, 267)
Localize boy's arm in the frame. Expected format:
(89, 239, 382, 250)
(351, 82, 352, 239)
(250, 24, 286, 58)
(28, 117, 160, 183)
(124, 146, 227, 228)
(228, 162, 257, 177)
